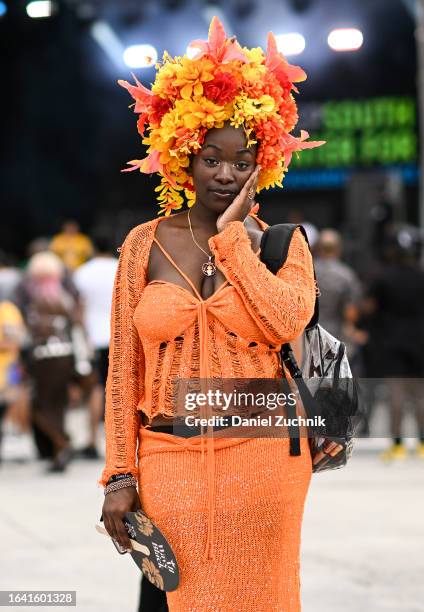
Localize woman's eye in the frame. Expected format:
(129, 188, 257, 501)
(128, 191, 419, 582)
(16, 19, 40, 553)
(236, 162, 250, 170)
(204, 158, 218, 166)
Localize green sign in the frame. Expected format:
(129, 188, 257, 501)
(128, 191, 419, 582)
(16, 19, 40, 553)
(292, 96, 417, 169)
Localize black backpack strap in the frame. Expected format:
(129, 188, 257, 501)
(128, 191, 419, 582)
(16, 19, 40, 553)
(260, 223, 319, 456)
(260, 223, 319, 329)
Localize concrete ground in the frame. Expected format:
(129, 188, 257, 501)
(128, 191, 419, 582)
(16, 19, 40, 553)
(1, 406, 423, 612)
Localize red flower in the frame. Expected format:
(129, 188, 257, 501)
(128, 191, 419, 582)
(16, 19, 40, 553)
(137, 113, 148, 137)
(149, 95, 172, 125)
(203, 71, 238, 104)
(255, 118, 284, 168)
(278, 94, 298, 132)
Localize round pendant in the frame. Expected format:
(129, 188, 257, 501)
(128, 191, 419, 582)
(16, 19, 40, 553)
(202, 260, 216, 277)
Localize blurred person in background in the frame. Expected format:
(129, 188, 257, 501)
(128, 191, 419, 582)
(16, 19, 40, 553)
(17, 252, 76, 472)
(22, 236, 88, 412)
(314, 229, 365, 351)
(26, 238, 51, 258)
(362, 225, 424, 460)
(0, 296, 26, 462)
(73, 231, 118, 459)
(0, 250, 22, 303)
(50, 220, 93, 271)
(314, 229, 370, 434)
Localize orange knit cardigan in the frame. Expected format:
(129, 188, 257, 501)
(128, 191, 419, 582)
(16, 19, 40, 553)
(99, 215, 316, 487)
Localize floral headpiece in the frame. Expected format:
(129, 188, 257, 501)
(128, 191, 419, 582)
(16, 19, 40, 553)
(119, 16, 325, 216)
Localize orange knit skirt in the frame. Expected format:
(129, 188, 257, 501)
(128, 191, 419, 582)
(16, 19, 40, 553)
(138, 427, 312, 612)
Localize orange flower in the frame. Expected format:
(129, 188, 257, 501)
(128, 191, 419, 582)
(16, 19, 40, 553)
(174, 57, 215, 100)
(265, 32, 307, 92)
(118, 16, 326, 213)
(278, 93, 298, 132)
(187, 16, 248, 65)
(280, 130, 326, 168)
(172, 126, 205, 155)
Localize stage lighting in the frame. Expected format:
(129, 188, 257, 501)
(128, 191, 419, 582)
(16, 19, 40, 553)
(26, 1, 55, 18)
(275, 33, 305, 56)
(328, 28, 363, 52)
(186, 45, 202, 59)
(123, 44, 158, 68)
(90, 21, 124, 69)
(0, 2, 7, 17)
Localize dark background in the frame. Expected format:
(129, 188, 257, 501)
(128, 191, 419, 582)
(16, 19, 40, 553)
(0, 0, 418, 256)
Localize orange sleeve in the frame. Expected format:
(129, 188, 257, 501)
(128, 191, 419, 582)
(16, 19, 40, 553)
(99, 227, 146, 487)
(208, 222, 316, 345)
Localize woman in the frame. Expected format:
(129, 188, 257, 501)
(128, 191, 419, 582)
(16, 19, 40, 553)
(18, 251, 75, 472)
(361, 225, 424, 460)
(100, 17, 323, 611)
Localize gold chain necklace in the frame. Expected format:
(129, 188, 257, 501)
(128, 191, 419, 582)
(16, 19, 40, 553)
(187, 209, 217, 277)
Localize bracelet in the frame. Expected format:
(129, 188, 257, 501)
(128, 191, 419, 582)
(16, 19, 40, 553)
(106, 472, 134, 485)
(104, 477, 138, 496)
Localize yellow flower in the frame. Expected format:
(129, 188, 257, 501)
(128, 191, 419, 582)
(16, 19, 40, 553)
(167, 155, 189, 172)
(246, 94, 275, 116)
(157, 180, 184, 216)
(158, 108, 181, 143)
(242, 47, 265, 65)
(181, 98, 227, 130)
(232, 93, 276, 126)
(185, 188, 196, 208)
(144, 131, 171, 154)
(152, 61, 179, 97)
(243, 123, 257, 147)
(174, 57, 215, 100)
(241, 62, 266, 83)
(257, 163, 286, 191)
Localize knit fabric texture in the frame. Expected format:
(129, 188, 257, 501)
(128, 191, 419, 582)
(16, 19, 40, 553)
(99, 212, 316, 608)
(99, 213, 315, 487)
(138, 428, 312, 611)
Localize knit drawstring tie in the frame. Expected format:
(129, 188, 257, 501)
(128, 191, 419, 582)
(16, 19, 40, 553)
(197, 301, 216, 561)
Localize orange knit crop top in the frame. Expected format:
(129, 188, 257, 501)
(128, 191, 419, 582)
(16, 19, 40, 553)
(99, 214, 316, 487)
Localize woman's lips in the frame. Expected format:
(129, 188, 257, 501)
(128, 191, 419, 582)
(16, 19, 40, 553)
(210, 190, 236, 199)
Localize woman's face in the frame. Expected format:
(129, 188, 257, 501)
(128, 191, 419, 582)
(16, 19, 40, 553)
(191, 123, 257, 213)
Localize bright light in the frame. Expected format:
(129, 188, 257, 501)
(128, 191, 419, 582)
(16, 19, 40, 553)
(275, 33, 306, 56)
(26, 1, 54, 18)
(90, 21, 125, 69)
(123, 44, 158, 69)
(0, 2, 7, 17)
(328, 28, 363, 52)
(186, 45, 202, 60)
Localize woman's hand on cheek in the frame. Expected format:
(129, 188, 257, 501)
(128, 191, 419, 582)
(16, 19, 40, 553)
(216, 166, 260, 233)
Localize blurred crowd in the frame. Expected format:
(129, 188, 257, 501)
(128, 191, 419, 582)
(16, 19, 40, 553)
(1, 215, 424, 473)
(0, 220, 118, 472)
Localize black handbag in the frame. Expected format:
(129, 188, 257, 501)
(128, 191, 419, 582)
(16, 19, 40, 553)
(260, 223, 361, 473)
